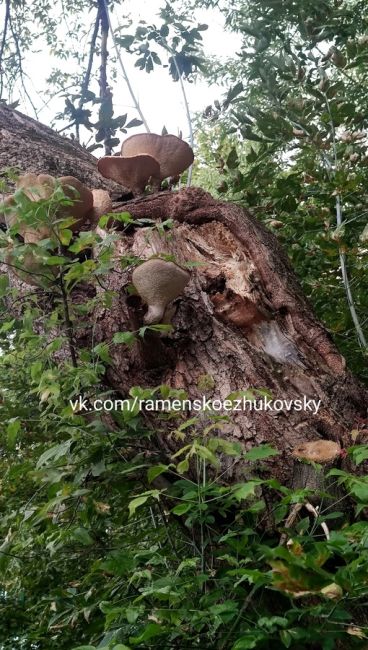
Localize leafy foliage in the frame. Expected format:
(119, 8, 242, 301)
(190, 0, 368, 378)
(0, 186, 367, 649)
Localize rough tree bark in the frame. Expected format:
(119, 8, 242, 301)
(1, 103, 367, 494)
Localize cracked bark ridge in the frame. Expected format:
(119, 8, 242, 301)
(89, 186, 367, 485)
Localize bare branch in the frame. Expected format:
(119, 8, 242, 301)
(0, 0, 10, 99)
(101, 0, 151, 133)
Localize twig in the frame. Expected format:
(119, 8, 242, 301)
(280, 500, 330, 546)
(0, 0, 10, 99)
(219, 584, 258, 650)
(98, 0, 112, 155)
(304, 501, 330, 540)
(58, 272, 78, 368)
(79, 7, 100, 109)
(158, 37, 194, 186)
(8, 10, 39, 119)
(101, 0, 150, 132)
(280, 502, 303, 545)
(170, 54, 194, 187)
(324, 93, 367, 350)
(75, 7, 101, 142)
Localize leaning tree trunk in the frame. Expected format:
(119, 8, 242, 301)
(1, 103, 367, 492)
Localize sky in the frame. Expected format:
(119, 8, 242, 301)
(7, 0, 241, 145)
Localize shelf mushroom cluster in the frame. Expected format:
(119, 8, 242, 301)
(1, 173, 112, 286)
(98, 133, 194, 196)
(3, 174, 95, 242)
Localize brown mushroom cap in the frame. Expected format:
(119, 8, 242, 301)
(121, 133, 194, 180)
(16, 173, 55, 201)
(87, 189, 113, 228)
(292, 440, 341, 464)
(98, 154, 160, 195)
(132, 258, 190, 324)
(0, 195, 17, 229)
(58, 176, 94, 228)
(9, 174, 94, 240)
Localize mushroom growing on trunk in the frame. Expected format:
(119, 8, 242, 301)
(121, 133, 194, 184)
(2, 174, 95, 242)
(132, 258, 190, 324)
(97, 154, 160, 197)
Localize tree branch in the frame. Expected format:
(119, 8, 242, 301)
(324, 92, 367, 350)
(8, 9, 39, 118)
(79, 6, 101, 109)
(0, 0, 10, 99)
(101, 0, 151, 133)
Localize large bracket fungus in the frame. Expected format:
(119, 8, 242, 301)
(121, 133, 194, 181)
(1, 173, 112, 286)
(292, 440, 342, 464)
(132, 258, 190, 324)
(97, 154, 160, 197)
(98, 133, 194, 196)
(2, 173, 95, 242)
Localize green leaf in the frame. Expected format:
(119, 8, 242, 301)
(224, 82, 244, 108)
(113, 331, 137, 346)
(233, 481, 259, 501)
(226, 147, 239, 169)
(176, 458, 189, 474)
(92, 342, 111, 364)
(36, 440, 72, 468)
(0, 273, 9, 296)
(126, 118, 144, 128)
(6, 418, 21, 449)
(231, 631, 265, 649)
(196, 444, 220, 468)
(72, 527, 94, 546)
(243, 445, 279, 461)
(348, 445, 368, 466)
(126, 607, 141, 624)
(160, 24, 169, 37)
(129, 622, 163, 644)
(147, 464, 169, 483)
(128, 490, 160, 517)
(0, 319, 15, 333)
(172, 502, 191, 515)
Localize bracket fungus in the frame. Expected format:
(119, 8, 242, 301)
(97, 154, 160, 197)
(88, 189, 113, 227)
(292, 440, 342, 464)
(1, 173, 94, 243)
(121, 133, 194, 182)
(1, 175, 112, 287)
(132, 258, 190, 325)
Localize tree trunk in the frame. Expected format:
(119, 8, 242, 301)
(0, 103, 120, 194)
(1, 104, 367, 491)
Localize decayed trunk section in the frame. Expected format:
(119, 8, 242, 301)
(1, 104, 367, 490)
(92, 188, 367, 485)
